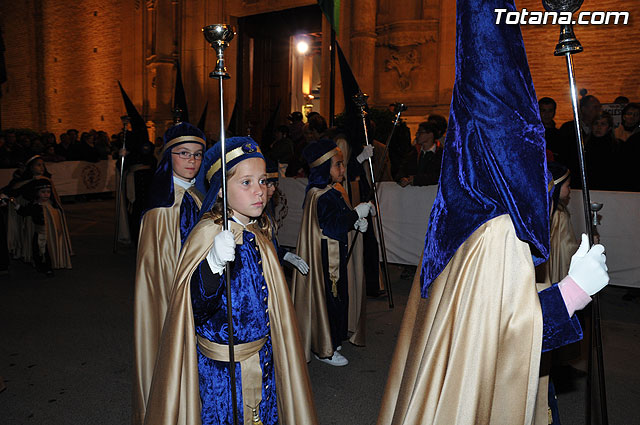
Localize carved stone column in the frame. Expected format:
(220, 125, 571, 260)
(350, 0, 377, 102)
(145, 0, 176, 130)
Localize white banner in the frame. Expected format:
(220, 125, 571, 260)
(278, 178, 640, 288)
(0, 160, 117, 196)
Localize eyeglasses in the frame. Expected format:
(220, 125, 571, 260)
(172, 151, 203, 160)
(267, 181, 277, 188)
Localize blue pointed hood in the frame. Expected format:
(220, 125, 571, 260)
(420, 0, 551, 297)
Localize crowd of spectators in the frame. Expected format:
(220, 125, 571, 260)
(539, 95, 639, 192)
(260, 108, 439, 186)
(4, 93, 637, 193)
(0, 128, 126, 168)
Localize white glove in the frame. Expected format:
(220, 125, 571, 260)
(284, 252, 309, 275)
(354, 217, 368, 233)
(356, 145, 374, 164)
(354, 202, 374, 219)
(568, 234, 609, 296)
(206, 230, 236, 274)
(368, 202, 377, 217)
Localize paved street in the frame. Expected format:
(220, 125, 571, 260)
(1, 199, 639, 424)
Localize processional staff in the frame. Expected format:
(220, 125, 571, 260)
(113, 115, 130, 253)
(349, 93, 407, 309)
(541, 1, 608, 423)
(202, 23, 240, 425)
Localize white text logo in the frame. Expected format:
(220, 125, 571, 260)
(494, 9, 629, 25)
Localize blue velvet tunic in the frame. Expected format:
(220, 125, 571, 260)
(191, 229, 278, 425)
(316, 188, 359, 349)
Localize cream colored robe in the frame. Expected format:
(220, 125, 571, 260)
(377, 214, 545, 425)
(291, 183, 366, 361)
(132, 185, 202, 425)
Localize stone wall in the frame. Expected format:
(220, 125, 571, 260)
(40, 0, 124, 136)
(1, 0, 125, 135)
(1, 0, 42, 131)
(520, 0, 640, 124)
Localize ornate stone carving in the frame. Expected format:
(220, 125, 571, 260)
(376, 19, 439, 93)
(385, 49, 420, 91)
(376, 20, 438, 49)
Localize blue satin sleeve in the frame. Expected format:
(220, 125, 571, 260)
(539, 284, 583, 352)
(317, 189, 359, 243)
(190, 260, 223, 327)
(179, 191, 200, 245)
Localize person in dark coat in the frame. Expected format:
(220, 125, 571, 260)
(396, 121, 444, 187)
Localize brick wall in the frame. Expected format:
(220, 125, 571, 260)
(41, 0, 124, 136)
(0, 1, 40, 130)
(0, 0, 124, 136)
(520, 0, 640, 124)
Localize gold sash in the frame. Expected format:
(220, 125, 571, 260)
(197, 336, 267, 425)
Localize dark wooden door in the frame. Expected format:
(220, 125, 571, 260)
(236, 5, 321, 145)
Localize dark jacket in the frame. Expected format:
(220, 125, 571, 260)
(396, 144, 444, 186)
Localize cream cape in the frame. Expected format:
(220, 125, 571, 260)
(548, 206, 578, 283)
(377, 214, 544, 425)
(291, 184, 366, 361)
(143, 216, 318, 425)
(42, 202, 72, 269)
(7, 178, 73, 266)
(536, 205, 578, 286)
(132, 185, 202, 425)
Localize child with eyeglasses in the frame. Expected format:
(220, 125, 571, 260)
(132, 122, 206, 424)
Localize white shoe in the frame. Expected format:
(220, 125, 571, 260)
(314, 351, 348, 366)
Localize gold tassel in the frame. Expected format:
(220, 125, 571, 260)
(330, 275, 338, 298)
(251, 407, 263, 425)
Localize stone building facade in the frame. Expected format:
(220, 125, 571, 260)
(0, 0, 638, 139)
